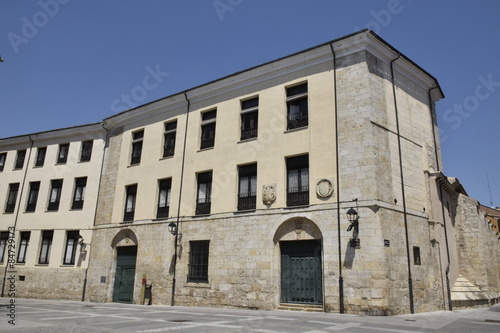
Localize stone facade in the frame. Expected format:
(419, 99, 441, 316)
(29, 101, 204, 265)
(1, 30, 499, 315)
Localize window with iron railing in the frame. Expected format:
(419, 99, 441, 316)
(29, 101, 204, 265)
(0, 152, 6, 172)
(188, 240, 210, 283)
(130, 130, 144, 165)
(38, 230, 53, 264)
(17, 231, 30, 264)
(35, 147, 46, 167)
(0, 232, 9, 263)
(57, 143, 69, 164)
(123, 184, 137, 221)
(286, 155, 309, 207)
(163, 121, 177, 158)
(196, 172, 212, 215)
(26, 181, 40, 212)
(72, 177, 87, 210)
(157, 178, 171, 218)
(200, 110, 216, 149)
(5, 183, 19, 213)
(47, 179, 63, 211)
(238, 163, 257, 211)
(240, 97, 258, 140)
(15, 149, 26, 170)
(286, 83, 308, 130)
(63, 231, 80, 265)
(80, 140, 93, 162)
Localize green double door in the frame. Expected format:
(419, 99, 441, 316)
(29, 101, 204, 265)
(112, 246, 137, 304)
(280, 240, 322, 305)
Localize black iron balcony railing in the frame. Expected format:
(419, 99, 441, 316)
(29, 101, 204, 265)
(287, 113, 308, 130)
(237, 195, 256, 211)
(241, 127, 257, 140)
(156, 206, 169, 219)
(286, 188, 309, 206)
(195, 202, 211, 215)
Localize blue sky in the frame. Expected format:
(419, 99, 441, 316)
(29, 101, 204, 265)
(1, 0, 499, 207)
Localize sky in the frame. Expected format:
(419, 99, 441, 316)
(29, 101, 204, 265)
(0, 0, 499, 207)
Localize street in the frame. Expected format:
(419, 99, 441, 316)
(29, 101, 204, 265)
(1, 298, 499, 332)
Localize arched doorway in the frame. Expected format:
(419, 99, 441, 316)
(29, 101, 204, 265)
(274, 218, 323, 305)
(111, 230, 138, 304)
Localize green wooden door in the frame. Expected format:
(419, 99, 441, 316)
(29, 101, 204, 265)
(112, 246, 137, 304)
(281, 240, 322, 304)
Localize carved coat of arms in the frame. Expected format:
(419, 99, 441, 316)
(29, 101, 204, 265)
(262, 184, 276, 205)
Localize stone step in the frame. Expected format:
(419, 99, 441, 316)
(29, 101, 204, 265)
(278, 303, 324, 312)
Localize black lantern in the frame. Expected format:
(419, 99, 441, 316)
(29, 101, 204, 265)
(168, 222, 177, 236)
(346, 207, 359, 233)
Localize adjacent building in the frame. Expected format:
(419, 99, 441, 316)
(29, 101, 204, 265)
(1, 30, 499, 315)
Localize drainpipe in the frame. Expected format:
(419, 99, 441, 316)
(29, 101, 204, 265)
(170, 92, 191, 306)
(390, 53, 414, 314)
(1, 135, 34, 297)
(81, 122, 109, 302)
(427, 87, 453, 311)
(329, 43, 344, 314)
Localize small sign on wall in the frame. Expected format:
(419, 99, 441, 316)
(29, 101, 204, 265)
(384, 239, 390, 247)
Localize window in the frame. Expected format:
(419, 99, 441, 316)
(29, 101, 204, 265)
(72, 177, 87, 210)
(286, 83, 308, 130)
(47, 179, 63, 211)
(57, 143, 69, 164)
(0, 152, 7, 171)
(80, 140, 93, 162)
(124, 184, 137, 221)
(0, 232, 8, 263)
(15, 149, 26, 170)
(35, 147, 46, 167)
(238, 164, 257, 211)
(157, 178, 171, 218)
(130, 130, 144, 165)
(26, 181, 40, 212)
(163, 121, 177, 158)
(17, 231, 30, 263)
(63, 231, 80, 265)
(5, 183, 20, 213)
(286, 155, 309, 206)
(413, 246, 421, 265)
(38, 230, 53, 264)
(196, 172, 212, 215)
(200, 110, 216, 149)
(188, 240, 210, 283)
(240, 97, 258, 140)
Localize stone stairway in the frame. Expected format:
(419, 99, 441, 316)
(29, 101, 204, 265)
(278, 303, 324, 312)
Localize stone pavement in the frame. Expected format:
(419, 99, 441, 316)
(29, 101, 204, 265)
(0, 298, 499, 332)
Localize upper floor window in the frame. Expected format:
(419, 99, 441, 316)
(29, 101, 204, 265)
(157, 178, 171, 218)
(196, 171, 212, 215)
(130, 130, 144, 165)
(0, 232, 9, 263)
(63, 230, 80, 265)
(200, 110, 216, 149)
(188, 240, 210, 283)
(5, 183, 20, 213)
(47, 179, 63, 211)
(17, 231, 30, 264)
(35, 147, 46, 167)
(26, 181, 40, 212)
(238, 164, 257, 211)
(72, 177, 87, 210)
(163, 121, 177, 158)
(38, 230, 53, 265)
(286, 83, 308, 130)
(15, 149, 26, 170)
(240, 97, 258, 140)
(80, 140, 93, 162)
(57, 143, 70, 164)
(286, 155, 309, 207)
(0, 152, 6, 172)
(124, 184, 137, 221)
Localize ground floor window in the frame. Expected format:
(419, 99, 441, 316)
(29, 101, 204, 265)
(188, 240, 210, 283)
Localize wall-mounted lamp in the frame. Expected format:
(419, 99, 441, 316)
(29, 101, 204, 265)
(76, 233, 88, 249)
(346, 199, 359, 234)
(168, 222, 178, 236)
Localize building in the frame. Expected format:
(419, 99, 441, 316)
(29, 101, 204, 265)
(0, 123, 106, 300)
(1, 30, 499, 315)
